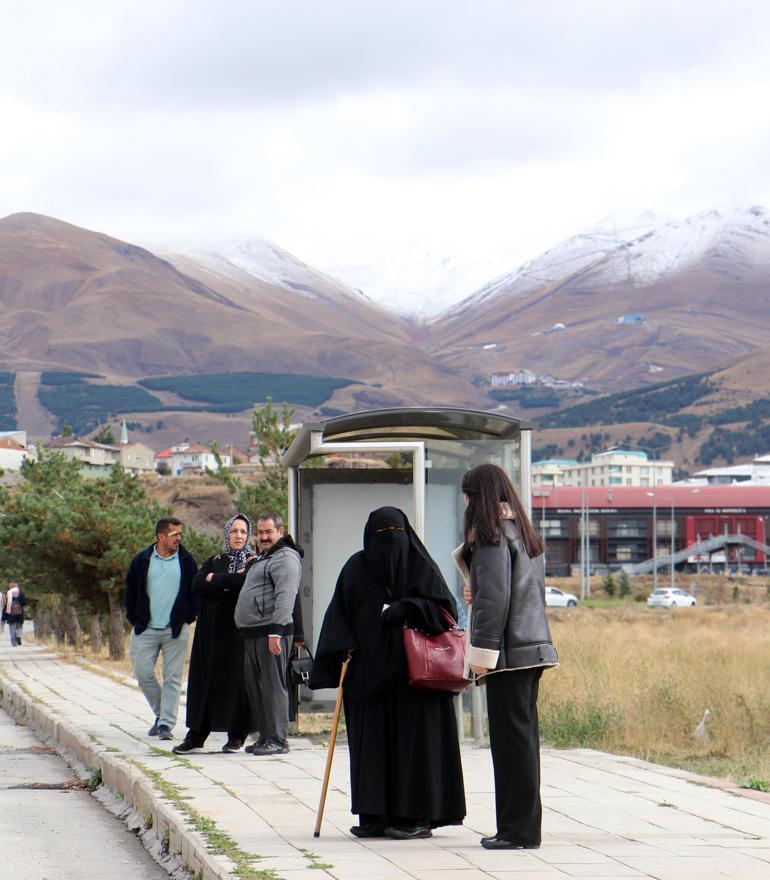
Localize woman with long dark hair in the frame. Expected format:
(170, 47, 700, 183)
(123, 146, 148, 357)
(460, 463, 558, 850)
(310, 507, 466, 840)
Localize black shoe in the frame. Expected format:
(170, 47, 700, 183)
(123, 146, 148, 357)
(384, 823, 432, 840)
(244, 738, 265, 754)
(222, 738, 244, 753)
(172, 739, 201, 754)
(350, 822, 388, 838)
(480, 835, 540, 850)
(157, 725, 174, 741)
(147, 718, 160, 737)
(249, 740, 289, 756)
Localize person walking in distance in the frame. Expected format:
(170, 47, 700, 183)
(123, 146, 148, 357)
(2, 583, 26, 646)
(125, 517, 198, 741)
(234, 512, 302, 755)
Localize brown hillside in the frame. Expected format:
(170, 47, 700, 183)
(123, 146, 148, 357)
(429, 248, 770, 393)
(0, 213, 482, 416)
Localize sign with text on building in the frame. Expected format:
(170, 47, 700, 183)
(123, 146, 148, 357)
(556, 508, 620, 515)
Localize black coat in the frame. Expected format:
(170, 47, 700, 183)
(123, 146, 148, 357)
(185, 554, 256, 733)
(124, 544, 198, 637)
(2, 589, 25, 624)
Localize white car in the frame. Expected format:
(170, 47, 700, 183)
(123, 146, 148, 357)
(647, 588, 697, 608)
(545, 586, 578, 607)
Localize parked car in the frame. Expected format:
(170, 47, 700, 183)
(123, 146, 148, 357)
(545, 586, 578, 607)
(647, 588, 697, 608)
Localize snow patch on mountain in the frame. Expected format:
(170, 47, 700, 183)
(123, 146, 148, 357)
(323, 250, 518, 318)
(162, 205, 770, 321)
(446, 205, 770, 318)
(162, 238, 373, 304)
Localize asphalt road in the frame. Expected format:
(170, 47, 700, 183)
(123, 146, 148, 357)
(0, 707, 171, 880)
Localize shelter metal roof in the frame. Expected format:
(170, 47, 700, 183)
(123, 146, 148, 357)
(282, 407, 532, 467)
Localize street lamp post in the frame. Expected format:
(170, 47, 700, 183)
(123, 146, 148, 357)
(541, 490, 548, 578)
(580, 471, 591, 600)
(648, 489, 676, 590)
(533, 488, 550, 577)
(662, 498, 676, 590)
(652, 483, 657, 592)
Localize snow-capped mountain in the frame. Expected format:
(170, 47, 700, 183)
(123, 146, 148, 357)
(323, 245, 525, 318)
(159, 238, 379, 308)
(450, 205, 770, 316)
(162, 205, 770, 326)
(431, 204, 770, 394)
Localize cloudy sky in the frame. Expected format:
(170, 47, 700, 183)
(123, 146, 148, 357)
(3, 0, 770, 282)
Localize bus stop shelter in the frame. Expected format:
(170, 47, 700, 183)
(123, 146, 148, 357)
(281, 407, 533, 703)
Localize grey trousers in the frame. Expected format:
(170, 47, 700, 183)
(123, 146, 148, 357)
(8, 622, 21, 646)
(130, 625, 189, 729)
(242, 635, 291, 745)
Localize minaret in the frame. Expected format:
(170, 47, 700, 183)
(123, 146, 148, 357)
(120, 418, 129, 445)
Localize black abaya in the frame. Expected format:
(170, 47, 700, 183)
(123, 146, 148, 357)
(310, 507, 466, 827)
(186, 553, 256, 734)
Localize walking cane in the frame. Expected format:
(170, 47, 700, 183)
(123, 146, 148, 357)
(314, 653, 351, 837)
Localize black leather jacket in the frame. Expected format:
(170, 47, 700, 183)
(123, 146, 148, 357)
(469, 519, 558, 672)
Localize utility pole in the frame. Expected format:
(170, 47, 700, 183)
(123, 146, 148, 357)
(652, 461, 658, 592)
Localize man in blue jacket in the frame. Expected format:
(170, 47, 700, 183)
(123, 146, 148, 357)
(125, 517, 198, 740)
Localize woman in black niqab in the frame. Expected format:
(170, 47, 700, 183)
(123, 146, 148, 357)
(310, 507, 466, 840)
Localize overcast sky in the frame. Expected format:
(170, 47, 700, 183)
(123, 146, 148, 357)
(3, 0, 770, 278)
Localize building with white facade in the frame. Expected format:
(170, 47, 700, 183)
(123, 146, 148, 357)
(161, 443, 232, 476)
(0, 433, 31, 471)
(533, 449, 673, 489)
(490, 369, 536, 387)
(532, 459, 579, 488)
(690, 454, 770, 485)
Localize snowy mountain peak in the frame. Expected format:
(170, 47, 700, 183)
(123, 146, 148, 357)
(446, 204, 770, 317)
(158, 237, 377, 306)
(160, 204, 770, 320)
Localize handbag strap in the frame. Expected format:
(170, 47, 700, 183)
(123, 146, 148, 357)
(440, 606, 458, 629)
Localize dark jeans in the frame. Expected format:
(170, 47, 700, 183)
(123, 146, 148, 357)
(485, 667, 544, 845)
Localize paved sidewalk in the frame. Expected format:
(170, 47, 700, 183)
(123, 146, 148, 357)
(2, 640, 770, 880)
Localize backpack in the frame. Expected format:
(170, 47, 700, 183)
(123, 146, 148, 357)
(10, 596, 22, 617)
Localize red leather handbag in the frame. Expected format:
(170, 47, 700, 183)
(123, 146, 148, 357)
(403, 608, 471, 693)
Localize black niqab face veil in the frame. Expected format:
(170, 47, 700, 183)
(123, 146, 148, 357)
(363, 506, 452, 604)
(363, 507, 410, 598)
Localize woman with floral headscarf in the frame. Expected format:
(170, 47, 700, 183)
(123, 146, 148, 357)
(174, 514, 258, 754)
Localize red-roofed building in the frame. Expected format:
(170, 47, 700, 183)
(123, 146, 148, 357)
(154, 443, 232, 476)
(0, 435, 31, 470)
(533, 484, 770, 575)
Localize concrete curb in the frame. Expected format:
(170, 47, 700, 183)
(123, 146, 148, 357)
(1, 676, 235, 880)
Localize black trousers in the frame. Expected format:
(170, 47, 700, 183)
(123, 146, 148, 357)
(485, 667, 543, 845)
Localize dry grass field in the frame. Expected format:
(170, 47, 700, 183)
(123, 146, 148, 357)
(542, 603, 770, 789)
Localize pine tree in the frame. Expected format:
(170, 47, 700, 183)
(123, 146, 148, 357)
(0, 454, 217, 658)
(235, 398, 296, 523)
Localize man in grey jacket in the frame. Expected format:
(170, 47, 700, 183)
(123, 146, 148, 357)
(234, 512, 302, 755)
